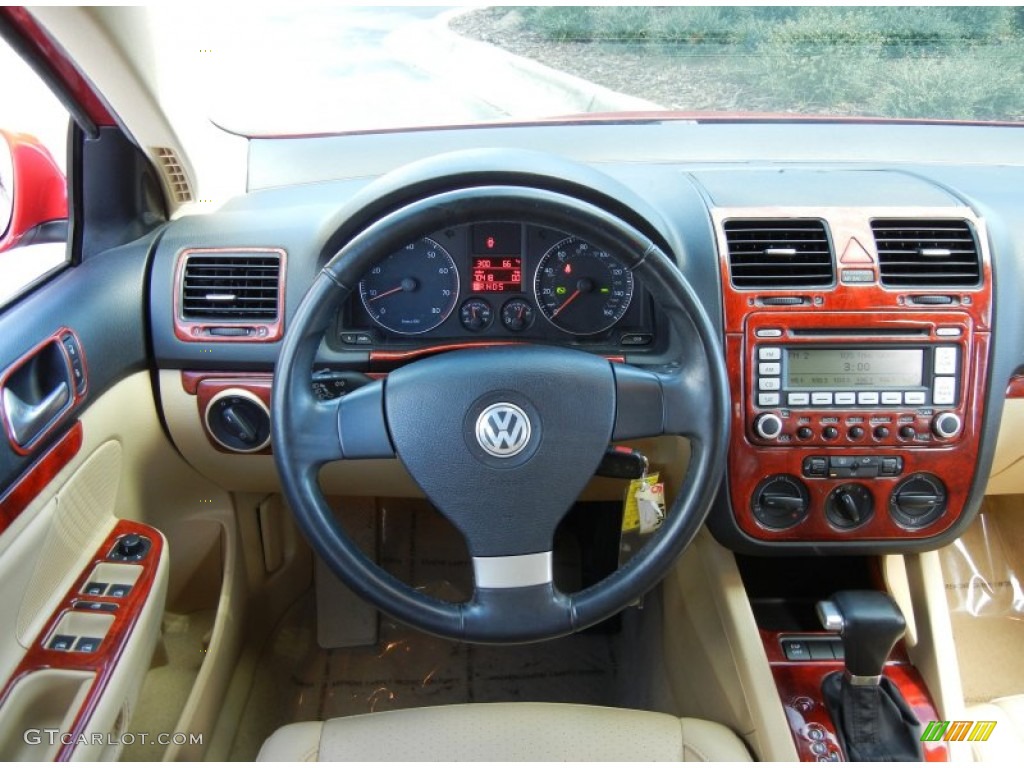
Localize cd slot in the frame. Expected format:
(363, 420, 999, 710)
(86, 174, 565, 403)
(789, 328, 930, 338)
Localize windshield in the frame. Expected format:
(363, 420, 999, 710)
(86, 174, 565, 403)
(189, 5, 1024, 136)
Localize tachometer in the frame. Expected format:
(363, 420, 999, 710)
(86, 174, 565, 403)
(358, 237, 460, 335)
(534, 237, 634, 335)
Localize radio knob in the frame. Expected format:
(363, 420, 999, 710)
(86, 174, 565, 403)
(754, 413, 784, 440)
(874, 426, 890, 440)
(899, 425, 917, 441)
(822, 426, 839, 441)
(796, 426, 813, 441)
(932, 412, 962, 439)
(848, 426, 865, 440)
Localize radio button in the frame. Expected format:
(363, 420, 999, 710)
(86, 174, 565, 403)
(758, 393, 781, 407)
(755, 329, 783, 338)
(759, 378, 781, 391)
(803, 456, 828, 477)
(834, 392, 856, 406)
(858, 392, 880, 405)
(881, 392, 903, 405)
(936, 327, 962, 338)
(788, 393, 810, 406)
(754, 413, 784, 440)
(812, 392, 833, 406)
(933, 377, 956, 405)
(759, 347, 782, 361)
(934, 346, 958, 375)
(874, 426, 891, 439)
(905, 392, 927, 405)
(759, 362, 781, 375)
(880, 457, 903, 476)
(933, 412, 962, 439)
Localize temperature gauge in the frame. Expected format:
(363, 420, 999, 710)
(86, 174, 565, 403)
(501, 299, 535, 332)
(459, 298, 493, 331)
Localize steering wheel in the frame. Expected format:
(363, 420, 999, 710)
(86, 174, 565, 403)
(272, 183, 728, 643)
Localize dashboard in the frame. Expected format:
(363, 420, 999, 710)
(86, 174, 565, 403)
(144, 121, 1024, 557)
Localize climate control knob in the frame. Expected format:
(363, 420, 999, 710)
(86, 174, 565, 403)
(754, 413, 784, 440)
(932, 412, 962, 439)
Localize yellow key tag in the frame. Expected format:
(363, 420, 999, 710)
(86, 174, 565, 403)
(622, 472, 659, 533)
(636, 480, 666, 534)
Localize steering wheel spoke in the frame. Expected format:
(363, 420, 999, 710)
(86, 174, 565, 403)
(337, 379, 394, 459)
(286, 391, 346, 466)
(612, 363, 713, 441)
(463, 556, 574, 642)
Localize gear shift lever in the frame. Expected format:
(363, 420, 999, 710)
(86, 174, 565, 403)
(817, 590, 906, 683)
(817, 590, 924, 761)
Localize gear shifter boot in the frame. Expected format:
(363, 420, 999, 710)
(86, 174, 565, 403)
(822, 671, 924, 761)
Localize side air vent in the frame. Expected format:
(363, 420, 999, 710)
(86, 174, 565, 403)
(181, 252, 282, 320)
(724, 219, 834, 289)
(872, 219, 980, 287)
(153, 147, 194, 204)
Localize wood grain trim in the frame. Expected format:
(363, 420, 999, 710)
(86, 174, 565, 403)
(0, 422, 82, 535)
(714, 206, 992, 544)
(761, 630, 948, 762)
(712, 206, 993, 335)
(726, 312, 987, 542)
(179, 372, 273, 454)
(179, 370, 270, 396)
(0, 328, 88, 455)
(368, 341, 527, 362)
(172, 247, 287, 343)
(0, 520, 163, 761)
(1006, 375, 1024, 399)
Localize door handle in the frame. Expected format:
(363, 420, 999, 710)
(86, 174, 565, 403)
(1, 335, 75, 449)
(3, 380, 69, 446)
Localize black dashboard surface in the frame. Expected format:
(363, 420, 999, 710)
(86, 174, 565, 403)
(147, 121, 1024, 554)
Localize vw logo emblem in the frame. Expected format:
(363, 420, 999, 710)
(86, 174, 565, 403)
(475, 403, 532, 458)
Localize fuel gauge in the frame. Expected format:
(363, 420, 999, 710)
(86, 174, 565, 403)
(501, 299, 534, 332)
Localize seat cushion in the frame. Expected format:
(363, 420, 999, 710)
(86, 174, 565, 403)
(257, 702, 752, 762)
(966, 695, 1024, 761)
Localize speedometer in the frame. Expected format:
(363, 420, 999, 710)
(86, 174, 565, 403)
(358, 237, 460, 335)
(534, 237, 634, 335)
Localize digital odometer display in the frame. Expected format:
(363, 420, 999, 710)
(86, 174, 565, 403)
(786, 349, 923, 389)
(472, 257, 522, 293)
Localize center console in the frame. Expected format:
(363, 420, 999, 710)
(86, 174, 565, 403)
(711, 207, 992, 548)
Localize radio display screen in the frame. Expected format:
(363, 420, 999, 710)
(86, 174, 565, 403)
(786, 349, 924, 389)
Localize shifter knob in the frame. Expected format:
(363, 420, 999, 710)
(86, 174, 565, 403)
(817, 590, 906, 682)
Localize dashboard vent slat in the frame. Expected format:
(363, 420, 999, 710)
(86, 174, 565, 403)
(724, 219, 834, 289)
(872, 219, 981, 287)
(181, 253, 281, 320)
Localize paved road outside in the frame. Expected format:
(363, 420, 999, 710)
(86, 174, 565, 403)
(203, 5, 652, 136)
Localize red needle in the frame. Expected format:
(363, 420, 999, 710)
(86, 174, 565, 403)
(551, 289, 581, 318)
(369, 285, 404, 302)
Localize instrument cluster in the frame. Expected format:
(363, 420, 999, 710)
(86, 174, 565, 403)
(333, 222, 656, 349)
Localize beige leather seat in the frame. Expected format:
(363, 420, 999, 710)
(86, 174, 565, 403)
(257, 703, 752, 762)
(966, 695, 1024, 761)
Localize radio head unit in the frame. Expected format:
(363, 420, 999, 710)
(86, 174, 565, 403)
(755, 344, 960, 412)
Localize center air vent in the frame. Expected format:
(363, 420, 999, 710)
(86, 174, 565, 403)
(872, 219, 980, 288)
(181, 251, 282, 321)
(724, 219, 834, 289)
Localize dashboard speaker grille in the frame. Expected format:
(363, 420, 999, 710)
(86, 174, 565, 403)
(724, 219, 834, 289)
(872, 219, 980, 287)
(181, 252, 281, 320)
